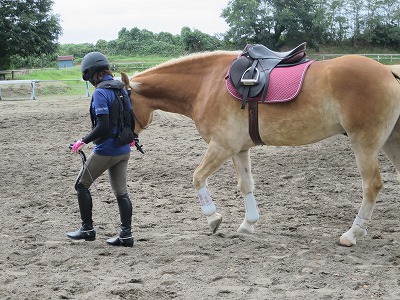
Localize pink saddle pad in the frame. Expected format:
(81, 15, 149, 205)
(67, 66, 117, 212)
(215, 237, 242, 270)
(226, 60, 315, 103)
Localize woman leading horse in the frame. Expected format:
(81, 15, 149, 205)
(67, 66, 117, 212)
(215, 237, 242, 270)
(121, 50, 400, 247)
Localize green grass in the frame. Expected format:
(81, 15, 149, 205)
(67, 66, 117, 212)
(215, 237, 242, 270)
(16, 66, 82, 80)
(13, 56, 173, 96)
(10, 51, 400, 97)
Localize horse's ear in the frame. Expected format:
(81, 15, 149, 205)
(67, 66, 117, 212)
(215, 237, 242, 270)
(120, 72, 130, 89)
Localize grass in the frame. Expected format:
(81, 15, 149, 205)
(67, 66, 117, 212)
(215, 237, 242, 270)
(13, 56, 173, 96)
(9, 50, 400, 97)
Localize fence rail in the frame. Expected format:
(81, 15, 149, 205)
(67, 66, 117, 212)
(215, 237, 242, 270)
(1, 55, 400, 100)
(0, 79, 90, 100)
(309, 53, 400, 62)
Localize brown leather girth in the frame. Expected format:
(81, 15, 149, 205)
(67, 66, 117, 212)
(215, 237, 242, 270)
(248, 101, 265, 145)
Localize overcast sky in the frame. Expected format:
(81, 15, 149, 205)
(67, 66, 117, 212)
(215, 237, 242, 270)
(52, 0, 231, 44)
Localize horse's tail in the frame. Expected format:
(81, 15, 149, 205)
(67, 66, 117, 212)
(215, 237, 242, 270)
(382, 65, 400, 182)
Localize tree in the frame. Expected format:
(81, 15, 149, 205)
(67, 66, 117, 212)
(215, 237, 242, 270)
(221, 0, 329, 50)
(221, 0, 275, 49)
(0, 0, 62, 69)
(180, 27, 223, 52)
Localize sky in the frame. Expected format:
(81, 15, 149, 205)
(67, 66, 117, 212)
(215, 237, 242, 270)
(52, 0, 231, 44)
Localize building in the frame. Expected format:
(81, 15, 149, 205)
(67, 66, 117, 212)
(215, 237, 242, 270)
(57, 55, 74, 68)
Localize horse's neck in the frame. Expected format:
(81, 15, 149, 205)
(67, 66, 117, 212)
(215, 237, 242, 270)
(134, 52, 237, 117)
(135, 67, 200, 117)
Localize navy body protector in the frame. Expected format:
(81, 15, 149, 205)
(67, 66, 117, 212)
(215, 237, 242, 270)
(90, 80, 135, 145)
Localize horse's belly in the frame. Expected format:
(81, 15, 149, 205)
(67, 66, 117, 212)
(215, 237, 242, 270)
(258, 103, 343, 146)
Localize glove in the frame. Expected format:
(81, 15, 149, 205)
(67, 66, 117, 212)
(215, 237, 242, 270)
(129, 140, 136, 147)
(71, 140, 85, 153)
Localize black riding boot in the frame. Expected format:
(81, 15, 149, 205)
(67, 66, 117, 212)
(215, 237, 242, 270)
(67, 183, 96, 241)
(106, 193, 133, 247)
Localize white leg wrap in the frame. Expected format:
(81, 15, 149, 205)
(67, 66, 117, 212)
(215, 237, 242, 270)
(198, 186, 216, 216)
(244, 192, 259, 224)
(339, 215, 369, 246)
(353, 214, 369, 230)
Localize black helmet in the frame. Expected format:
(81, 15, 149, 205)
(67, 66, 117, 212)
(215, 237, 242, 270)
(81, 52, 110, 81)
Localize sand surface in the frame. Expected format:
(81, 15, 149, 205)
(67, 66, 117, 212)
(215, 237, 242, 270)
(1, 95, 400, 299)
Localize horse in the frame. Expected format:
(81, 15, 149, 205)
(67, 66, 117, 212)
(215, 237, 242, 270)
(120, 51, 400, 247)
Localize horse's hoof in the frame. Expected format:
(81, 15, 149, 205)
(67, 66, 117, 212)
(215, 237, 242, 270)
(207, 213, 222, 234)
(338, 232, 356, 247)
(237, 221, 254, 234)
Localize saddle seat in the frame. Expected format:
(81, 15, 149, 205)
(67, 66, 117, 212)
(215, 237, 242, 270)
(229, 42, 308, 109)
(247, 42, 307, 61)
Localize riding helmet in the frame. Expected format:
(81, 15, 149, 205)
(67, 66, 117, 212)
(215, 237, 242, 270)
(81, 52, 110, 81)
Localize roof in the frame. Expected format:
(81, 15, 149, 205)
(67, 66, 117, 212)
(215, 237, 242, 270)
(57, 55, 74, 61)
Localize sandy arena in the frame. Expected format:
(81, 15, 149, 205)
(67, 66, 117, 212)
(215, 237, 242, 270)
(1, 95, 400, 299)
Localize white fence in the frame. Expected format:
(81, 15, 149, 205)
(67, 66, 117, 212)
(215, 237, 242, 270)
(1, 54, 400, 100)
(310, 53, 400, 63)
(0, 80, 36, 100)
(0, 79, 91, 100)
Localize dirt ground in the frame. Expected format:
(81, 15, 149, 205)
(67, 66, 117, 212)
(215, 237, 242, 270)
(1, 95, 400, 300)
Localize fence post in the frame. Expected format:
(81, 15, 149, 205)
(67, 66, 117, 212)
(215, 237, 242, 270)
(30, 81, 36, 100)
(85, 81, 90, 97)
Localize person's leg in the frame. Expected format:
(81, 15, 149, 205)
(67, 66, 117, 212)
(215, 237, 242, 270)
(106, 153, 133, 247)
(67, 153, 112, 241)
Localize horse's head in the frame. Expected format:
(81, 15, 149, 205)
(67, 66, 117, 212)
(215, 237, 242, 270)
(121, 72, 154, 135)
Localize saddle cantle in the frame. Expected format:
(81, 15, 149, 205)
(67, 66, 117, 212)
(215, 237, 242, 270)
(229, 42, 308, 109)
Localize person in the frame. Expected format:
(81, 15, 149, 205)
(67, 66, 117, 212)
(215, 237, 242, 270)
(67, 51, 136, 247)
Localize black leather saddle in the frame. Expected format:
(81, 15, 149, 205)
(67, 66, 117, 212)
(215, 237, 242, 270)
(229, 42, 308, 109)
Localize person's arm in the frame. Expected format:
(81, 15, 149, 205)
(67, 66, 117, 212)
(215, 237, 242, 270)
(82, 114, 109, 144)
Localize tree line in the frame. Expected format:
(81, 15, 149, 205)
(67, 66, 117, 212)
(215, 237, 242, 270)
(222, 0, 400, 51)
(0, 0, 399, 70)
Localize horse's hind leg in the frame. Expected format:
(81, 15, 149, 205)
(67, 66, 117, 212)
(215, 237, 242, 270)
(232, 149, 260, 234)
(339, 146, 383, 246)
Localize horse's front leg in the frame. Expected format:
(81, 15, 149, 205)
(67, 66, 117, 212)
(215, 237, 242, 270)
(193, 142, 234, 233)
(232, 150, 260, 234)
(339, 149, 383, 246)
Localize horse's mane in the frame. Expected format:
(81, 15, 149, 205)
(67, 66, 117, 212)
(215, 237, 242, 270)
(142, 50, 237, 73)
(128, 50, 240, 93)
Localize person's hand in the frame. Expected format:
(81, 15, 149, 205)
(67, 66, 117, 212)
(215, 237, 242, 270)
(129, 140, 136, 147)
(71, 140, 85, 153)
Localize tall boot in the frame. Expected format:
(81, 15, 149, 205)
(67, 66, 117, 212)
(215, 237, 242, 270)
(67, 183, 96, 241)
(106, 193, 133, 247)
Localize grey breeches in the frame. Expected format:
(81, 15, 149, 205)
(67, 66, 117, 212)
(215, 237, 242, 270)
(77, 152, 130, 197)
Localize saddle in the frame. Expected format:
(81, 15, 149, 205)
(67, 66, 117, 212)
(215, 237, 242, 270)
(229, 42, 308, 109)
(228, 42, 308, 145)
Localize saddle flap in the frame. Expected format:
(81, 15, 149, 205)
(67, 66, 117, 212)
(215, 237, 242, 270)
(229, 56, 266, 98)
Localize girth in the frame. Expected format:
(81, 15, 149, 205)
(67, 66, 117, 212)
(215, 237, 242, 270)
(228, 42, 308, 145)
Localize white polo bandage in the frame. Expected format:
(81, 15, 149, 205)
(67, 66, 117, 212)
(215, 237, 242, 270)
(244, 192, 259, 223)
(353, 215, 369, 230)
(198, 186, 216, 216)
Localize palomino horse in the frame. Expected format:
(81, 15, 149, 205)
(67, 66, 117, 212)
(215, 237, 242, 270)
(121, 52, 400, 247)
